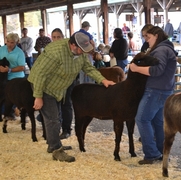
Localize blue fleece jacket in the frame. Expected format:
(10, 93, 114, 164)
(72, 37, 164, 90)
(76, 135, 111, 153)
(147, 39, 177, 91)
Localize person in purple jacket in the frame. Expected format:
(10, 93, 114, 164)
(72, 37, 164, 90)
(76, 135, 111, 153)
(130, 26, 177, 165)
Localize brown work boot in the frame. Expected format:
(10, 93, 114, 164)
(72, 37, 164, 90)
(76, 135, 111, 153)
(52, 147, 75, 162)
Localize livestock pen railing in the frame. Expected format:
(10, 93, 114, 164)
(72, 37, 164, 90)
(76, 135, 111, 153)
(175, 62, 181, 93)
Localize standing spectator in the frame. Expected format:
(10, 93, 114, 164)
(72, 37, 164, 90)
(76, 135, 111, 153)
(122, 23, 130, 39)
(20, 28, 34, 69)
(177, 22, 181, 45)
(109, 28, 128, 72)
(78, 21, 95, 83)
(78, 21, 95, 49)
(127, 32, 138, 55)
(129, 26, 177, 165)
(28, 32, 115, 162)
(34, 28, 51, 56)
(0, 33, 25, 80)
(164, 19, 174, 41)
(141, 24, 154, 53)
(0, 33, 25, 118)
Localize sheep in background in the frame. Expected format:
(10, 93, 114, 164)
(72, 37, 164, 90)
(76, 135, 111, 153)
(162, 92, 181, 177)
(2, 78, 46, 142)
(92, 51, 125, 83)
(0, 57, 9, 122)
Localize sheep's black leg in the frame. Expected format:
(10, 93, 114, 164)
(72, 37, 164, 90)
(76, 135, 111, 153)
(75, 116, 92, 152)
(20, 108, 26, 130)
(162, 126, 176, 177)
(0, 100, 4, 122)
(113, 120, 124, 161)
(2, 117, 8, 133)
(3, 101, 13, 133)
(82, 116, 93, 140)
(126, 120, 137, 157)
(28, 110, 38, 142)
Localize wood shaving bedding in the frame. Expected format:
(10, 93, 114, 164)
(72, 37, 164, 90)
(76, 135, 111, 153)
(0, 119, 180, 180)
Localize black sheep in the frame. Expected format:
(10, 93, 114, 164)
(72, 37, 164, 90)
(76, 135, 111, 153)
(2, 78, 46, 142)
(162, 92, 181, 177)
(71, 52, 159, 161)
(0, 57, 9, 122)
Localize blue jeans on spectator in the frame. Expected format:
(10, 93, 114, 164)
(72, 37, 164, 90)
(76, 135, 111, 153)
(26, 57, 33, 69)
(135, 88, 172, 160)
(40, 92, 62, 150)
(61, 80, 76, 133)
(79, 70, 95, 83)
(116, 59, 128, 72)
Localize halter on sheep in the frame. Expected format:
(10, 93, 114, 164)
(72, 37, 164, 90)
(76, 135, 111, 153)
(71, 52, 159, 161)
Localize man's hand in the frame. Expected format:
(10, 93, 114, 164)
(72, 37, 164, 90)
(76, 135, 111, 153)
(101, 79, 115, 87)
(33, 97, 43, 110)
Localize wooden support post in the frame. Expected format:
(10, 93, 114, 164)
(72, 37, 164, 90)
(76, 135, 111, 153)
(67, 3, 74, 36)
(101, 0, 109, 45)
(19, 12, 24, 35)
(143, 0, 151, 24)
(41, 9, 48, 35)
(2, 15, 7, 44)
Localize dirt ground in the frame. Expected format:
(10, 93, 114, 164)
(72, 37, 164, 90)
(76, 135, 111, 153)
(0, 117, 181, 180)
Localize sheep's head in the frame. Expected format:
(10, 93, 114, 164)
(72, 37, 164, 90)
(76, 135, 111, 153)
(93, 51, 103, 61)
(131, 52, 159, 66)
(0, 57, 10, 67)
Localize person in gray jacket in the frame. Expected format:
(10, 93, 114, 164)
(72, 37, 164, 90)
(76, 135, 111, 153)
(20, 28, 34, 69)
(164, 19, 174, 41)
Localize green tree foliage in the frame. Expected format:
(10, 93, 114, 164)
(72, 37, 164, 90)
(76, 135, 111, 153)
(7, 14, 19, 33)
(24, 11, 41, 27)
(0, 18, 2, 34)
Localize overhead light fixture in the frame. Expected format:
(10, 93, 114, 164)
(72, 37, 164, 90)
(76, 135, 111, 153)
(176, 7, 180, 11)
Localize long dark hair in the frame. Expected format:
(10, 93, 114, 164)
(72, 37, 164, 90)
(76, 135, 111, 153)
(114, 28, 123, 38)
(146, 26, 168, 54)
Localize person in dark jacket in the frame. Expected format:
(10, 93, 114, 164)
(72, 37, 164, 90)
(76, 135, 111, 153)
(130, 26, 177, 165)
(109, 28, 128, 72)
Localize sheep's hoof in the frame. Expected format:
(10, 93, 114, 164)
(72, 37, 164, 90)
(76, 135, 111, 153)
(131, 153, 137, 157)
(114, 157, 121, 161)
(21, 125, 26, 130)
(80, 148, 86, 152)
(114, 155, 121, 161)
(162, 169, 169, 177)
(32, 138, 38, 142)
(2, 128, 7, 133)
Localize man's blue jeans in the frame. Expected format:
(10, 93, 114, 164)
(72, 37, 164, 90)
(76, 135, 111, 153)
(135, 88, 172, 160)
(26, 57, 33, 69)
(40, 92, 62, 150)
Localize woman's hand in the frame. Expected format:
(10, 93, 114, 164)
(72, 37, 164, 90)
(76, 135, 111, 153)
(0, 66, 9, 73)
(129, 63, 138, 72)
